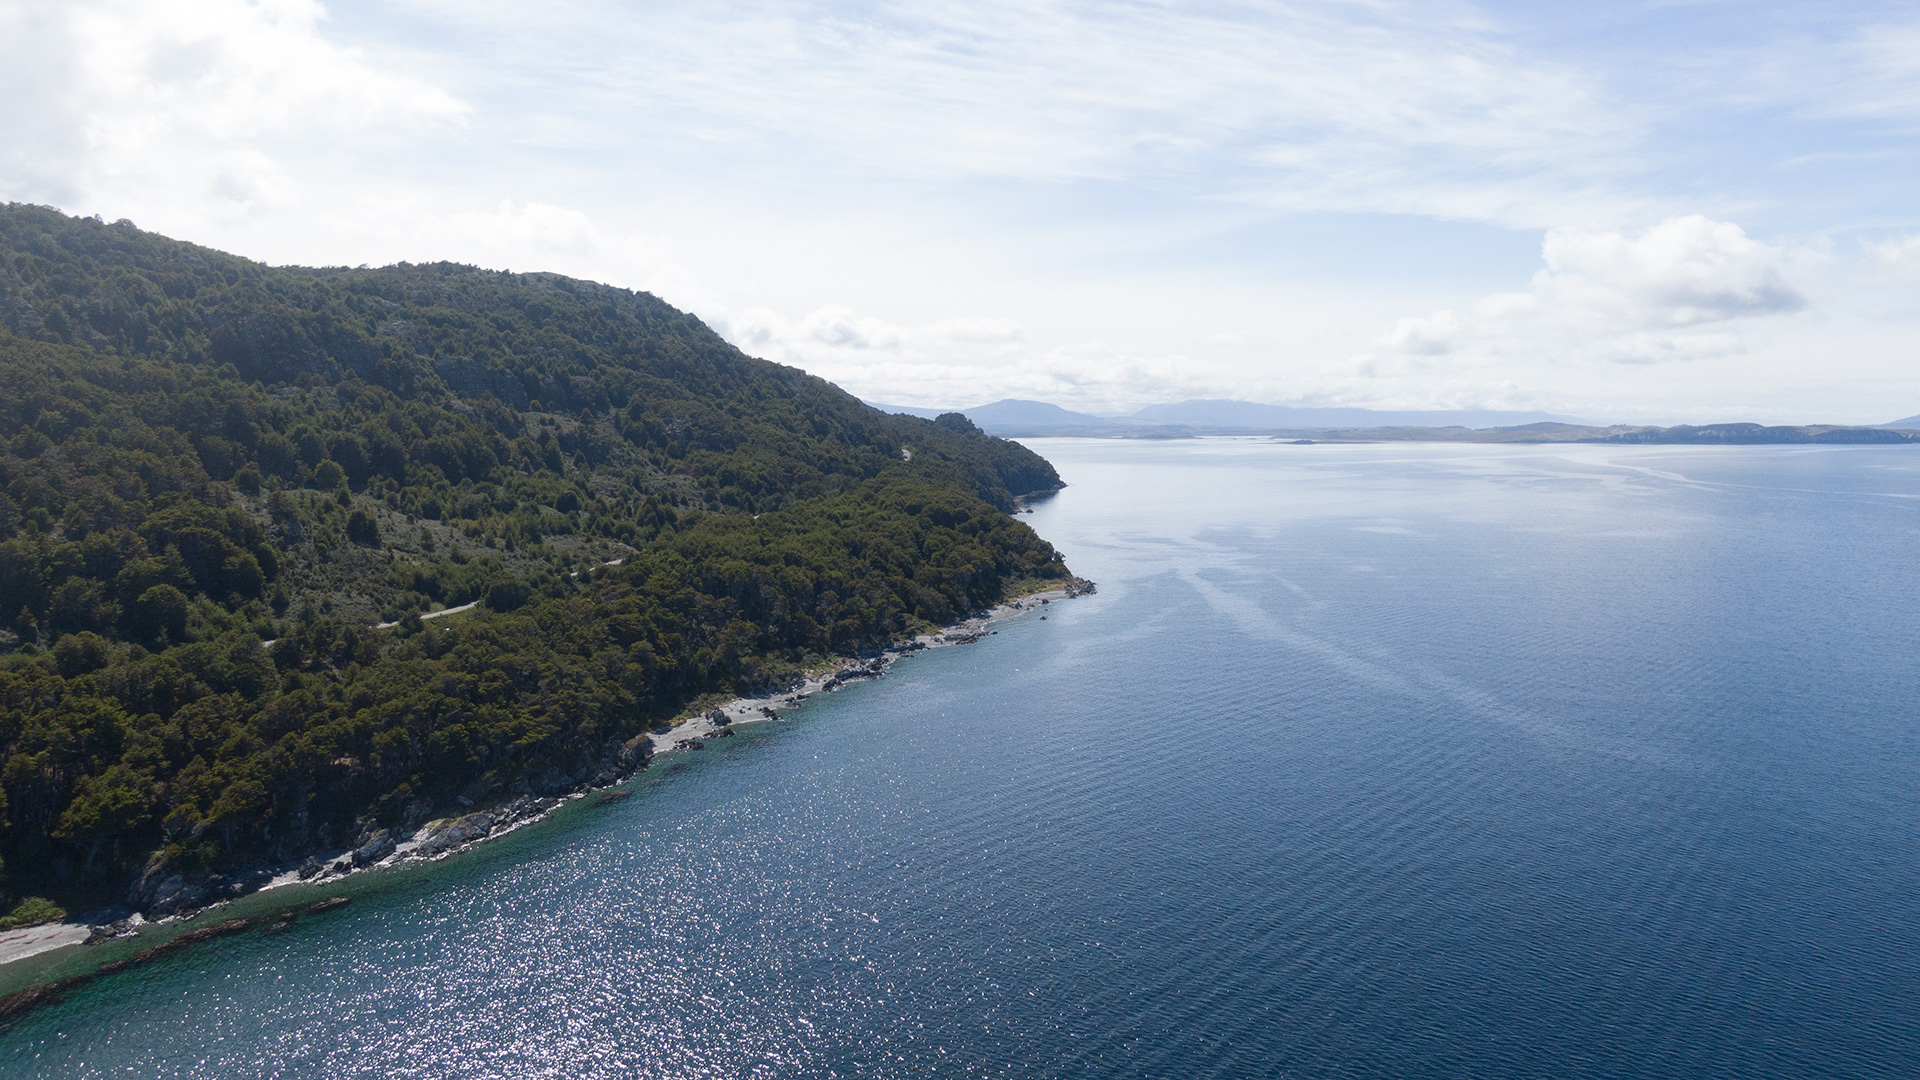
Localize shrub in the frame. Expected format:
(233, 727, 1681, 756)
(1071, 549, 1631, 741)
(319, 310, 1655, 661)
(346, 510, 381, 546)
(313, 459, 346, 491)
(0, 896, 66, 930)
(485, 581, 530, 612)
(134, 584, 190, 642)
(52, 631, 111, 676)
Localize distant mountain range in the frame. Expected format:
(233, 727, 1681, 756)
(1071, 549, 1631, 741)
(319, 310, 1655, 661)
(1130, 399, 1587, 430)
(873, 398, 1920, 442)
(873, 398, 1586, 436)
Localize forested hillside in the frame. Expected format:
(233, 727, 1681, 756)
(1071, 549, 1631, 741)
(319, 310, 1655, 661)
(0, 205, 1072, 922)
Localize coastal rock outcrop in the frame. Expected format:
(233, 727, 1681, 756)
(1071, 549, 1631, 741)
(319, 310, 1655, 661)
(144, 874, 210, 917)
(412, 813, 498, 857)
(407, 795, 565, 860)
(352, 829, 396, 867)
(127, 865, 274, 917)
(82, 909, 145, 946)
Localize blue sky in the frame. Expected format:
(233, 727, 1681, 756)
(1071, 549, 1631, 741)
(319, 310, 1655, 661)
(4, 0, 1920, 422)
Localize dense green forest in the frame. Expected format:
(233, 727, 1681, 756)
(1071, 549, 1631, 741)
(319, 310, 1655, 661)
(0, 204, 1072, 923)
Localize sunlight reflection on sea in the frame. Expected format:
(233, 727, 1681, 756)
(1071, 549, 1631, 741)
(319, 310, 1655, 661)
(7, 440, 1919, 1079)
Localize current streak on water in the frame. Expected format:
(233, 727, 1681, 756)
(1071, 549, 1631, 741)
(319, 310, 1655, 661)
(6, 439, 1919, 1079)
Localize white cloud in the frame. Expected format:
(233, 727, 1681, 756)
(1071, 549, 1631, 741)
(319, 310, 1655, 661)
(1790, 22, 1920, 123)
(699, 300, 1197, 410)
(1356, 216, 1805, 373)
(401, 201, 606, 265)
(7, 2, 1920, 422)
(396, 0, 1644, 228)
(1839, 230, 1920, 320)
(0, 1, 88, 204)
(1865, 232, 1920, 276)
(706, 300, 1305, 412)
(706, 303, 1024, 391)
(0, 0, 465, 222)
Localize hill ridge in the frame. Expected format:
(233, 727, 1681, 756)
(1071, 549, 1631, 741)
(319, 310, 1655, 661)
(0, 204, 1074, 923)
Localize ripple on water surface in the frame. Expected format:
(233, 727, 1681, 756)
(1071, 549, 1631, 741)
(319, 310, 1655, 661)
(7, 441, 1920, 1079)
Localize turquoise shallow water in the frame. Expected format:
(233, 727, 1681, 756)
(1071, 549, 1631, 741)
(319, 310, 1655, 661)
(6, 439, 1920, 1078)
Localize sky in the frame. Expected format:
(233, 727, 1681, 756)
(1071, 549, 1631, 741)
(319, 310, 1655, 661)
(3, 1, 1920, 423)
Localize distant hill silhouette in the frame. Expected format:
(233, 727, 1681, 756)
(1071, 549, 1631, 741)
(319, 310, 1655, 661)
(970, 399, 1142, 430)
(869, 398, 1917, 445)
(872, 397, 1585, 436)
(1129, 399, 1582, 431)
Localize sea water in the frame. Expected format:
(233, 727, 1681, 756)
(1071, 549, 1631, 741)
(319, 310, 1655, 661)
(5, 439, 1919, 1078)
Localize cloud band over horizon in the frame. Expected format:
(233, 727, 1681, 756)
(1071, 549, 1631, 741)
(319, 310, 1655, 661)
(4, 0, 1920, 423)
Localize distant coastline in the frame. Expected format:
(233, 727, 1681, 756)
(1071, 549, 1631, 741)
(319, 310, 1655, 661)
(871, 398, 1920, 444)
(1249, 422, 1918, 445)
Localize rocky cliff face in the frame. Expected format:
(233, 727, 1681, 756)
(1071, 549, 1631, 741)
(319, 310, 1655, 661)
(126, 733, 655, 917)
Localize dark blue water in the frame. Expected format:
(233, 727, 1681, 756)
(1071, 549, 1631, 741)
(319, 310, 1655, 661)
(8, 440, 1920, 1078)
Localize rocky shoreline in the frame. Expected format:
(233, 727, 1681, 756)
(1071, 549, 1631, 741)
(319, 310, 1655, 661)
(0, 580, 1095, 987)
